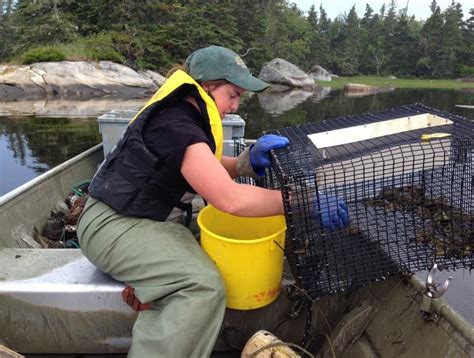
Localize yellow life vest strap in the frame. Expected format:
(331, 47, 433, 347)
(130, 70, 223, 160)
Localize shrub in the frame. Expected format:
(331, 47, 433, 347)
(21, 47, 66, 64)
(84, 33, 125, 63)
(458, 65, 474, 78)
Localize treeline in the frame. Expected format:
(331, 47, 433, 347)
(0, 0, 473, 78)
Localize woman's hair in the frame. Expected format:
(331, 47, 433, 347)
(166, 62, 189, 78)
(200, 79, 229, 88)
(166, 62, 228, 88)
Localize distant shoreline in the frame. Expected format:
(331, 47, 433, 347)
(316, 76, 474, 90)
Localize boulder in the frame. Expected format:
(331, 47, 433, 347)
(458, 76, 474, 82)
(0, 65, 49, 99)
(309, 65, 332, 81)
(344, 83, 378, 93)
(140, 69, 166, 87)
(343, 83, 395, 97)
(259, 58, 315, 90)
(0, 61, 164, 100)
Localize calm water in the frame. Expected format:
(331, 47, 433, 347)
(2, 88, 472, 196)
(0, 117, 101, 195)
(241, 87, 474, 138)
(1, 87, 473, 323)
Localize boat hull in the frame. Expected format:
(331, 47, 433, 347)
(0, 144, 472, 356)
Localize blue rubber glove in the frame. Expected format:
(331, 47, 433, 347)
(312, 194, 349, 230)
(249, 134, 289, 176)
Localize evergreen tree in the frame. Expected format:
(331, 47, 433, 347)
(460, 8, 474, 71)
(0, 0, 16, 61)
(229, 1, 268, 72)
(314, 5, 333, 67)
(306, 4, 332, 69)
(387, 14, 420, 76)
(257, 0, 311, 67)
(360, 5, 386, 75)
(307, 4, 318, 30)
(331, 6, 360, 75)
(419, 2, 444, 77)
(439, 2, 464, 77)
(0, 0, 470, 78)
(12, 0, 78, 55)
(382, 0, 399, 74)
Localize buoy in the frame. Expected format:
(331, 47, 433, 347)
(241, 330, 300, 357)
(0, 345, 24, 358)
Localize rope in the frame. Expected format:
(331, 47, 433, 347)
(248, 341, 315, 358)
(268, 246, 336, 356)
(286, 284, 337, 358)
(301, 298, 313, 347)
(59, 228, 66, 247)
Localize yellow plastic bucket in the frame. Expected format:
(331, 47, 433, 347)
(197, 205, 286, 310)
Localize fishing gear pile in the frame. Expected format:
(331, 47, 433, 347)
(35, 181, 90, 248)
(263, 104, 473, 299)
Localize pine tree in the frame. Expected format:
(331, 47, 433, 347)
(382, 0, 399, 74)
(419, 3, 443, 76)
(360, 4, 386, 75)
(387, 14, 420, 76)
(229, 1, 268, 71)
(307, 4, 318, 30)
(331, 6, 360, 75)
(12, 0, 78, 55)
(306, 4, 332, 69)
(0, 0, 16, 61)
(312, 5, 333, 68)
(438, 2, 464, 77)
(256, 0, 311, 67)
(461, 8, 474, 71)
(0, 0, 469, 78)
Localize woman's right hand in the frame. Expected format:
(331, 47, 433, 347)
(249, 134, 289, 176)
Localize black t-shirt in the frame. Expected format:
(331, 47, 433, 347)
(143, 100, 212, 171)
(89, 96, 215, 223)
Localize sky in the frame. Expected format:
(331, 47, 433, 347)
(293, 1, 472, 20)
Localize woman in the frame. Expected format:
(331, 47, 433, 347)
(77, 45, 348, 357)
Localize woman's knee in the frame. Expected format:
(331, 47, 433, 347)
(190, 264, 226, 302)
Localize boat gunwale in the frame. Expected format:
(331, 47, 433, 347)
(0, 143, 103, 207)
(410, 275, 474, 345)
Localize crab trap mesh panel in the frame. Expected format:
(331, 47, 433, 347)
(266, 104, 473, 299)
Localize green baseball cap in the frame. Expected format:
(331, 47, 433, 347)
(186, 45, 269, 92)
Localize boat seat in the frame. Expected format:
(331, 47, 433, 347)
(0, 248, 136, 354)
(0, 248, 344, 355)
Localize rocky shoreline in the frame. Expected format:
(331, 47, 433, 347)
(0, 61, 166, 100)
(0, 58, 325, 101)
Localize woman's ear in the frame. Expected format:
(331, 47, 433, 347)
(201, 82, 217, 92)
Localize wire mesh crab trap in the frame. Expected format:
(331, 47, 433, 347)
(265, 104, 473, 299)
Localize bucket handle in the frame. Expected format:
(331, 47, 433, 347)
(271, 238, 285, 252)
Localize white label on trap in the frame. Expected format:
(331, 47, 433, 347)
(308, 113, 453, 149)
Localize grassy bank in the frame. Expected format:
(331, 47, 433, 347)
(315, 76, 474, 90)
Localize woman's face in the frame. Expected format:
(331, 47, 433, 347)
(202, 82, 246, 118)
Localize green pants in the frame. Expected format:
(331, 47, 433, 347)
(77, 197, 226, 358)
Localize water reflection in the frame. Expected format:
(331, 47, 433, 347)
(0, 117, 100, 195)
(257, 87, 330, 115)
(240, 88, 474, 138)
(0, 98, 146, 118)
(1, 88, 473, 196)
